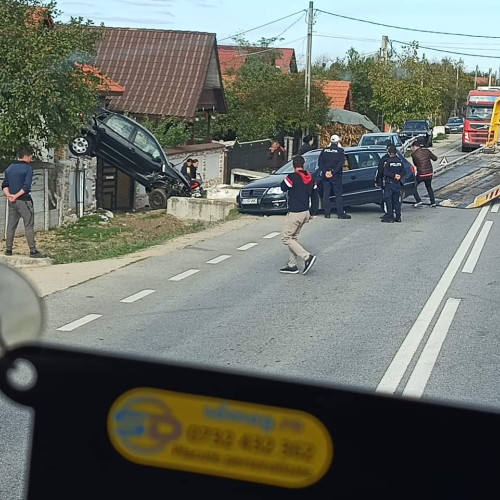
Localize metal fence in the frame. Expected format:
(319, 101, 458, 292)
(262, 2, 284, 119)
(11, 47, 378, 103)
(225, 139, 272, 184)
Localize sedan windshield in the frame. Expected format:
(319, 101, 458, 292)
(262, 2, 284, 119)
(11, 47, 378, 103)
(447, 118, 463, 124)
(403, 122, 427, 131)
(466, 105, 493, 121)
(360, 135, 392, 146)
(274, 154, 319, 174)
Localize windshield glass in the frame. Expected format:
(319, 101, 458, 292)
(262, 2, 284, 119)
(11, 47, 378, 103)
(360, 135, 392, 146)
(403, 122, 426, 130)
(447, 118, 463, 124)
(466, 105, 493, 121)
(274, 154, 319, 174)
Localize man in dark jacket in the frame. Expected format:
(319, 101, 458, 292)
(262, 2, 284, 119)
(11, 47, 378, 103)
(318, 134, 351, 219)
(299, 135, 314, 155)
(180, 157, 193, 180)
(2, 149, 44, 257)
(381, 146, 405, 223)
(411, 142, 438, 207)
(269, 140, 287, 170)
(279, 155, 319, 275)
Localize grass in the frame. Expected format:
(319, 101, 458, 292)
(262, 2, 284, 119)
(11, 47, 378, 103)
(433, 133, 447, 142)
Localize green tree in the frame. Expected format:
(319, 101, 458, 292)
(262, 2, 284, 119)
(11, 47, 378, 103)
(0, 0, 103, 158)
(142, 116, 191, 148)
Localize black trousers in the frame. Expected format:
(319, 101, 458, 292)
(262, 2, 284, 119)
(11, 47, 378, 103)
(323, 177, 344, 215)
(384, 182, 402, 218)
(414, 175, 435, 205)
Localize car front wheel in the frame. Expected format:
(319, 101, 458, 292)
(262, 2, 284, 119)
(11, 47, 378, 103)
(148, 188, 170, 210)
(69, 135, 93, 157)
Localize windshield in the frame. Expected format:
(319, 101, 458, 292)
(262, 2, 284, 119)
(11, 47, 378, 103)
(360, 135, 392, 146)
(466, 105, 493, 121)
(274, 154, 319, 174)
(403, 122, 427, 130)
(447, 118, 463, 124)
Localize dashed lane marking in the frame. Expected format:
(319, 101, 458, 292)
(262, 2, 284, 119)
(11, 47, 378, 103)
(57, 314, 102, 332)
(169, 269, 200, 281)
(120, 289, 156, 303)
(462, 221, 493, 274)
(237, 243, 258, 251)
(263, 232, 281, 239)
(492, 202, 500, 213)
(207, 255, 232, 264)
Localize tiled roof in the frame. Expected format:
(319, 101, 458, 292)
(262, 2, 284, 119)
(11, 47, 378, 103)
(218, 45, 297, 74)
(80, 64, 125, 95)
(95, 28, 226, 119)
(320, 80, 354, 110)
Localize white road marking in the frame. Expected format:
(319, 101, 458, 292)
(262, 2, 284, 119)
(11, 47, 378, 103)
(263, 232, 281, 239)
(57, 314, 102, 332)
(403, 298, 461, 398)
(492, 202, 500, 213)
(169, 269, 200, 281)
(120, 289, 156, 303)
(207, 255, 232, 264)
(376, 206, 489, 395)
(462, 220, 493, 273)
(237, 243, 258, 251)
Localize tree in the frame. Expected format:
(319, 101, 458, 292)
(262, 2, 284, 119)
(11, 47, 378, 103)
(0, 0, 103, 158)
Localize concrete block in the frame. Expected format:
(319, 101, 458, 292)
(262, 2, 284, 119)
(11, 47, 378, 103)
(167, 197, 236, 222)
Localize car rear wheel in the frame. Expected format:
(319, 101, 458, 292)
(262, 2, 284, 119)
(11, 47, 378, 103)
(148, 188, 170, 210)
(69, 135, 93, 157)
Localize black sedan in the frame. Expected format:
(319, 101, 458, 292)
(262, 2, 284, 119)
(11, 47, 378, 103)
(237, 147, 416, 214)
(69, 109, 191, 209)
(445, 117, 464, 134)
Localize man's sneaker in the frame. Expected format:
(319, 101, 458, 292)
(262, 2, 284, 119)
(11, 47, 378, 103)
(30, 251, 46, 259)
(430, 203, 437, 208)
(412, 202, 423, 208)
(394, 217, 402, 223)
(337, 213, 351, 220)
(303, 254, 317, 275)
(4, 249, 12, 256)
(279, 265, 299, 274)
(381, 216, 394, 223)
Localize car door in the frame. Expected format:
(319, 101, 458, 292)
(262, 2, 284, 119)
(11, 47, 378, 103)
(98, 114, 137, 173)
(129, 127, 164, 184)
(342, 151, 382, 205)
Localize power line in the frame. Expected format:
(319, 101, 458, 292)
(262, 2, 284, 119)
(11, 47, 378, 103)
(392, 39, 500, 60)
(316, 9, 500, 40)
(219, 10, 305, 42)
(314, 33, 380, 43)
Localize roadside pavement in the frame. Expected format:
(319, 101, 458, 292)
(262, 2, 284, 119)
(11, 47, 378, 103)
(1, 215, 258, 298)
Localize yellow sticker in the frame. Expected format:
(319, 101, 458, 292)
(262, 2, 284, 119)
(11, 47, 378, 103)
(108, 387, 333, 488)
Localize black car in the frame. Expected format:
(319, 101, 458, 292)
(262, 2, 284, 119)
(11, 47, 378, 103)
(444, 117, 464, 134)
(237, 147, 416, 214)
(69, 109, 191, 209)
(399, 120, 434, 147)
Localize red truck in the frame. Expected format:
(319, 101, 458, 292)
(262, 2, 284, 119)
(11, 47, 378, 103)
(462, 86, 500, 152)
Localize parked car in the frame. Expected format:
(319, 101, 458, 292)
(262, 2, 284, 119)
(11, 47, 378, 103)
(399, 120, 434, 147)
(69, 109, 191, 209)
(237, 147, 416, 215)
(358, 133, 403, 151)
(444, 116, 464, 134)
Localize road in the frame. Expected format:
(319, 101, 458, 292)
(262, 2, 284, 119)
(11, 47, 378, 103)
(2, 137, 499, 498)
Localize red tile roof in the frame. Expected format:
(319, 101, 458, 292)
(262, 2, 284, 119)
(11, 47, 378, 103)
(80, 64, 125, 95)
(95, 28, 226, 119)
(320, 80, 354, 110)
(218, 45, 297, 74)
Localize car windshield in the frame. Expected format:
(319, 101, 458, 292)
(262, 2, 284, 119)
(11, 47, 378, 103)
(360, 136, 392, 146)
(403, 122, 427, 130)
(273, 154, 319, 174)
(447, 118, 463, 124)
(466, 105, 493, 121)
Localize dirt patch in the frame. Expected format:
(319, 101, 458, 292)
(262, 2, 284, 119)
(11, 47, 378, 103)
(4, 210, 217, 264)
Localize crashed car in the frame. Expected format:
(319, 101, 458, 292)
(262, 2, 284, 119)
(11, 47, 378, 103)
(69, 109, 191, 209)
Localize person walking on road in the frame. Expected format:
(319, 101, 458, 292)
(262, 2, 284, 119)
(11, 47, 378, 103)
(268, 140, 287, 170)
(2, 149, 44, 257)
(318, 134, 351, 219)
(381, 146, 405, 223)
(411, 141, 438, 208)
(280, 155, 319, 275)
(299, 135, 314, 155)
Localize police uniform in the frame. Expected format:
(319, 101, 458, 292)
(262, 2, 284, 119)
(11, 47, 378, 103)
(381, 153, 405, 223)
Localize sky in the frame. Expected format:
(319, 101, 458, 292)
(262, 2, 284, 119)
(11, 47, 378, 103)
(53, 0, 500, 75)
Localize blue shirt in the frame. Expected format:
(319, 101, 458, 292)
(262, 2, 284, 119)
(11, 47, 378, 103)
(1, 161, 33, 201)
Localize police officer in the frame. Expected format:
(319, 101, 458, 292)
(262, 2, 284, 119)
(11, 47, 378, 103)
(381, 145, 405, 223)
(318, 134, 351, 219)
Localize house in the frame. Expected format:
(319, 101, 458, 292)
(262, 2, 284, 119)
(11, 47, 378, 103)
(320, 80, 354, 111)
(94, 28, 227, 120)
(218, 45, 297, 76)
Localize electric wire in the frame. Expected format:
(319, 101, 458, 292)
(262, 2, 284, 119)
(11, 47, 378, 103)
(392, 39, 500, 60)
(316, 9, 500, 40)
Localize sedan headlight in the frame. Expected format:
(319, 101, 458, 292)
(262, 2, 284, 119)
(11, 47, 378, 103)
(267, 186, 283, 195)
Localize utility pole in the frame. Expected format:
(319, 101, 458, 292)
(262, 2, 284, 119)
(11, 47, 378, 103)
(381, 36, 389, 62)
(454, 64, 459, 117)
(474, 65, 478, 89)
(488, 68, 492, 86)
(304, 1, 313, 137)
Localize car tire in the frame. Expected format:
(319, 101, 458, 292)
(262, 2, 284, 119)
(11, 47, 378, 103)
(461, 145, 470, 153)
(69, 135, 93, 157)
(148, 188, 169, 210)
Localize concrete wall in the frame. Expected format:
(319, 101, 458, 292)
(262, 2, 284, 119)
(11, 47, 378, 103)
(167, 197, 236, 222)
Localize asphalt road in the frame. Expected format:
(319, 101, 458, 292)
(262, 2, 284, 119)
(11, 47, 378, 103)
(2, 139, 499, 498)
